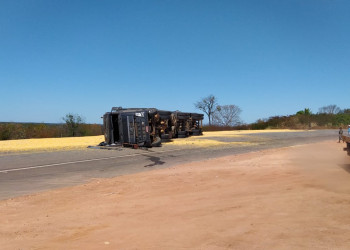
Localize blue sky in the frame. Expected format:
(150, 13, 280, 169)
(1, 0, 349, 124)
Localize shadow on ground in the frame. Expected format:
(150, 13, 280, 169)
(143, 155, 166, 167)
(339, 164, 350, 174)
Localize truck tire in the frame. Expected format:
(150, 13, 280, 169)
(161, 134, 170, 139)
(192, 129, 200, 136)
(161, 134, 171, 142)
(178, 131, 187, 136)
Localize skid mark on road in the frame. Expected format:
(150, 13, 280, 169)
(0, 149, 182, 174)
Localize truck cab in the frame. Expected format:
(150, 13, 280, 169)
(103, 107, 152, 148)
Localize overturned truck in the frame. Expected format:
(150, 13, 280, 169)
(102, 107, 204, 148)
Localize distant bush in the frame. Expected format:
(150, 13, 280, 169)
(202, 113, 350, 132)
(0, 123, 103, 141)
(249, 113, 350, 130)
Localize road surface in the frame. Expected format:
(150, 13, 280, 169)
(0, 130, 337, 200)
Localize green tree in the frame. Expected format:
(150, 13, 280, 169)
(296, 108, 312, 129)
(296, 108, 312, 115)
(62, 113, 85, 137)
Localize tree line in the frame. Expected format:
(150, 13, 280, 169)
(247, 105, 350, 130)
(2, 102, 349, 140)
(0, 113, 102, 140)
(195, 95, 350, 131)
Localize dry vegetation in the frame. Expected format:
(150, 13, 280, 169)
(0, 123, 102, 140)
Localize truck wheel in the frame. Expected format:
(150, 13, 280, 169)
(161, 134, 171, 142)
(192, 129, 200, 136)
(178, 131, 187, 136)
(161, 134, 170, 139)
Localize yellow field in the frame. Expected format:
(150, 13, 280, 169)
(0, 130, 303, 153)
(0, 136, 104, 153)
(201, 129, 304, 137)
(164, 137, 256, 147)
(163, 129, 302, 148)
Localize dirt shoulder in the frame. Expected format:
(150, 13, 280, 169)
(1, 140, 350, 249)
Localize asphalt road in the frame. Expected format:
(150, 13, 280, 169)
(0, 130, 338, 200)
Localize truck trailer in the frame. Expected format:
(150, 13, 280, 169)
(102, 107, 204, 148)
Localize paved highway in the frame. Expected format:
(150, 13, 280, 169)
(0, 130, 337, 200)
